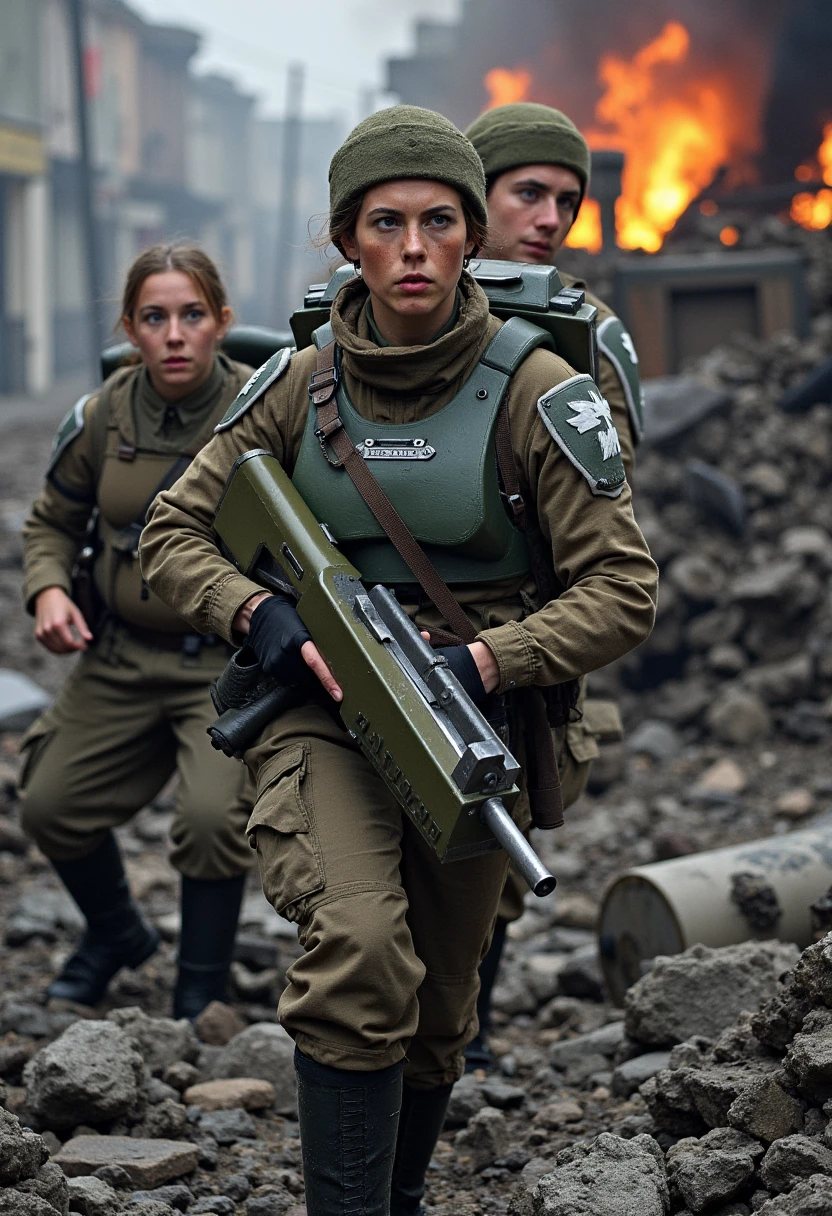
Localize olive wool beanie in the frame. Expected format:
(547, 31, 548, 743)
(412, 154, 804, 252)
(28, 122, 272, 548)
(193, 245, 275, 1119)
(329, 105, 488, 237)
(466, 102, 591, 201)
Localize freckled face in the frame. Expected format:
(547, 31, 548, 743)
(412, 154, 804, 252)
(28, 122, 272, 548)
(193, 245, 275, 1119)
(484, 163, 582, 263)
(122, 270, 230, 401)
(341, 179, 475, 343)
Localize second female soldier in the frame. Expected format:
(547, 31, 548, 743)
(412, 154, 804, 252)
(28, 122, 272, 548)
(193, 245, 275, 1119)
(20, 244, 255, 1018)
(141, 109, 657, 1214)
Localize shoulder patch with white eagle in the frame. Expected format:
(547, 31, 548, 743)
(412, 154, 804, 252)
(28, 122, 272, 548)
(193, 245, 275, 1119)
(214, 346, 292, 432)
(537, 374, 627, 498)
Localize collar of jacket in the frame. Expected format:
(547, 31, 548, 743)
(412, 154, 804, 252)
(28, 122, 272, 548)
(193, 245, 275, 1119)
(329, 269, 492, 401)
(137, 352, 228, 433)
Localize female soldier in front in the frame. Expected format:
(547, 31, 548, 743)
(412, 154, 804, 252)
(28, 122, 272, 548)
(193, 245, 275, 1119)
(20, 244, 254, 1019)
(140, 109, 657, 1214)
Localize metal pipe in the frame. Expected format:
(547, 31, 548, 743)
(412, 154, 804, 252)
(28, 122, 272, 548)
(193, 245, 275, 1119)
(480, 798, 556, 897)
(598, 826, 832, 1005)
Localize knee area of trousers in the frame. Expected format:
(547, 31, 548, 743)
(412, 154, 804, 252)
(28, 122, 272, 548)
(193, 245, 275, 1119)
(302, 885, 424, 988)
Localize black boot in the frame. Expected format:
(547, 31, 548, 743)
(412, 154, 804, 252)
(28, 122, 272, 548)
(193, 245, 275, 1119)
(173, 873, 246, 1019)
(464, 917, 508, 1072)
(48, 832, 159, 1005)
(296, 1048, 402, 1215)
(390, 1082, 453, 1216)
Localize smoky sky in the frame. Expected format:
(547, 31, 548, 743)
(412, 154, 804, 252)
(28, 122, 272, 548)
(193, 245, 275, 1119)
(129, 0, 461, 120)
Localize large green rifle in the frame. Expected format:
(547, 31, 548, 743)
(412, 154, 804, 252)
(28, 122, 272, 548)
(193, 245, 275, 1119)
(209, 449, 556, 897)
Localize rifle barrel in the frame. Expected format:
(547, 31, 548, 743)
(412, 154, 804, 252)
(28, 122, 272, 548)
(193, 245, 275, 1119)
(480, 798, 556, 897)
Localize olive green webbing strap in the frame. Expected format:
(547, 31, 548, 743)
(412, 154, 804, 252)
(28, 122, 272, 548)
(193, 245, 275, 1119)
(311, 339, 563, 831)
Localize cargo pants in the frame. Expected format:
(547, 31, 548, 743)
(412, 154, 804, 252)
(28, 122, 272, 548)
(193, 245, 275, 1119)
(243, 702, 513, 1089)
(19, 621, 254, 880)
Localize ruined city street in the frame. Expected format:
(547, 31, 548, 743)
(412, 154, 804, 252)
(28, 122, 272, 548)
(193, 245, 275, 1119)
(3, 239, 832, 1211)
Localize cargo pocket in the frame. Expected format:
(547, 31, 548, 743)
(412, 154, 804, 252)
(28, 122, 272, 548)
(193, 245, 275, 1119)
(581, 698, 624, 745)
(17, 720, 56, 793)
(554, 715, 601, 812)
(246, 742, 325, 920)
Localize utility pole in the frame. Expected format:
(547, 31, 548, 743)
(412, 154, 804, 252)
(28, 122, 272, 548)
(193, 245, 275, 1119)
(68, 0, 107, 378)
(273, 63, 305, 329)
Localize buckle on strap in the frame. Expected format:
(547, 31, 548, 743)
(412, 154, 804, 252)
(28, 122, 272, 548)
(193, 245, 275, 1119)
(309, 367, 338, 404)
(314, 419, 344, 467)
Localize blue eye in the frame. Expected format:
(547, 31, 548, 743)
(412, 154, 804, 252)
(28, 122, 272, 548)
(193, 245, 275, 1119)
(377, 216, 398, 229)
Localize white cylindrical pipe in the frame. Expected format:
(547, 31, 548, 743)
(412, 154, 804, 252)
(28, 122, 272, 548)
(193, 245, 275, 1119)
(599, 827, 832, 1005)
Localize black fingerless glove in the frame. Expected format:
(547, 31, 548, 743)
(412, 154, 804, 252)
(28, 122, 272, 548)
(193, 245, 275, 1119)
(247, 594, 312, 685)
(436, 645, 488, 706)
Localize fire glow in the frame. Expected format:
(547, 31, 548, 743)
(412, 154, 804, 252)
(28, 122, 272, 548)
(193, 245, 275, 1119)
(483, 20, 762, 253)
(790, 124, 832, 230)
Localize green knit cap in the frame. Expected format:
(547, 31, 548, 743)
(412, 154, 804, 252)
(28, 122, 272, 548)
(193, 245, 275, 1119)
(329, 105, 488, 238)
(466, 102, 591, 197)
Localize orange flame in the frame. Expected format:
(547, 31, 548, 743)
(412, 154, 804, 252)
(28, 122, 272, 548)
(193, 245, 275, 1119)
(819, 123, 832, 187)
(791, 189, 832, 231)
(586, 21, 738, 252)
(484, 68, 531, 109)
(564, 198, 602, 253)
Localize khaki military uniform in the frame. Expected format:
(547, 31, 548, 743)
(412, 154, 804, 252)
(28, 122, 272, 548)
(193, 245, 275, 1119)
(141, 274, 657, 1084)
(497, 273, 642, 922)
(20, 355, 255, 881)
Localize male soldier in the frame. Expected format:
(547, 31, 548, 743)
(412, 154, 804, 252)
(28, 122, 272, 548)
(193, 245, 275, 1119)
(465, 102, 643, 1067)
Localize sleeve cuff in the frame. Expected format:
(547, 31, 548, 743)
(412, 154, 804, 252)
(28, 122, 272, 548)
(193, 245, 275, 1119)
(477, 619, 538, 693)
(24, 567, 74, 616)
(207, 571, 269, 641)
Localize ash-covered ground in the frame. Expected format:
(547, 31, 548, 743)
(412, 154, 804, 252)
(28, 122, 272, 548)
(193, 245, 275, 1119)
(2, 225, 832, 1215)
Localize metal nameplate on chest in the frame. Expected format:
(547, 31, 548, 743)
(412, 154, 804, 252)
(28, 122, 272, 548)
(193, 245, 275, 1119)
(357, 438, 436, 461)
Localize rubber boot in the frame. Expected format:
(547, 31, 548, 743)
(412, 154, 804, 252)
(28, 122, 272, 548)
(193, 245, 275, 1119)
(173, 873, 246, 1020)
(48, 831, 159, 1005)
(390, 1082, 453, 1216)
(464, 916, 508, 1072)
(296, 1048, 403, 1215)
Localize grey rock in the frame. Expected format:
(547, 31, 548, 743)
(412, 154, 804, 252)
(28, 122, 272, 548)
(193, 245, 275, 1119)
(743, 654, 814, 704)
(25, 1020, 146, 1126)
(66, 1176, 120, 1216)
(0, 1105, 49, 1185)
(0, 1191, 59, 1215)
(197, 1107, 257, 1145)
(127, 1184, 192, 1210)
(668, 553, 726, 603)
(127, 1204, 179, 1216)
(138, 1097, 189, 1140)
(727, 1076, 804, 1143)
(521, 1133, 669, 1215)
(0, 668, 50, 731)
(627, 721, 682, 762)
(686, 606, 745, 651)
(245, 1194, 293, 1216)
(106, 1009, 199, 1077)
(481, 1079, 525, 1109)
(222, 1174, 251, 1202)
(206, 1023, 296, 1116)
(707, 687, 772, 746)
(491, 969, 538, 1016)
(53, 1137, 198, 1189)
(730, 560, 803, 603)
(557, 943, 604, 1000)
(666, 1127, 763, 1213)
(612, 1051, 672, 1098)
(10, 890, 84, 938)
(445, 1074, 487, 1128)
(92, 1167, 132, 1191)
(0, 1000, 77, 1038)
(191, 1200, 235, 1215)
(145, 1079, 180, 1105)
(548, 1021, 626, 1075)
(455, 1106, 506, 1172)
(16, 1161, 70, 1215)
(759, 1135, 832, 1194)
(784, 1017, 832, 1101)
(642, 376, 731, 446)
(625, 941, 799, 1047)
(162, 1064, 201, 1094)
(755, 1174, 832, 1213)
(684, 459, 747, 537)
(684, 1065, 775, 1129)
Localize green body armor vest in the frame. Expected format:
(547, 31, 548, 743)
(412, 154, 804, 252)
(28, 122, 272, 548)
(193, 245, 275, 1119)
(291, 317, 555, 586)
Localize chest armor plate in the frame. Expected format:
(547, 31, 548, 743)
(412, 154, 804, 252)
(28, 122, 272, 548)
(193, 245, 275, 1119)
(292, 352, 530, 587)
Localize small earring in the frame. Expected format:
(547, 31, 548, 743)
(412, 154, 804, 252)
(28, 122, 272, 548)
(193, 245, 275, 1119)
(353, 260, 362, 274)
(463, 255, 471, 269)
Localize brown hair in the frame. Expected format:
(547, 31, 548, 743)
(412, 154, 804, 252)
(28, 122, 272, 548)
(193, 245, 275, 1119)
(120, 243, 231, 326)
(321, 193, 488, 259)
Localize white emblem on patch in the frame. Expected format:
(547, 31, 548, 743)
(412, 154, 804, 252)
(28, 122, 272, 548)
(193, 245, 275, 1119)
(566, 388, 621, 461)
(620, 330, 639, 364)
(240, 362, 267, 397)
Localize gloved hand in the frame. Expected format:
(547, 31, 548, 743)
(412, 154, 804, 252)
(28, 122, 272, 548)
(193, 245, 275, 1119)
(247, 594, 312, 685)
(436, 645, 488, 706)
